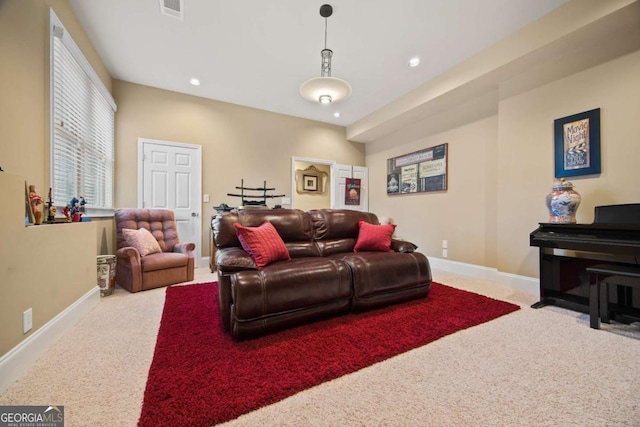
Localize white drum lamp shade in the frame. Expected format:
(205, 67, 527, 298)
(299, 76, 352, 104)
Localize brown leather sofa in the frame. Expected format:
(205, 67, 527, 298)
(115, 208, 196, 292)
(213, 208, 431, 340)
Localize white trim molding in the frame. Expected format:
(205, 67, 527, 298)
(200, 256, 210, 269)
(0, 287, 100, 394)
(429, 257, 539, 295)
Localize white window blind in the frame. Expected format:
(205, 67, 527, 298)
(50, 10, 116, 212)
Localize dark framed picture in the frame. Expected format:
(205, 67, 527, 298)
(554, 108, 601, 178)
(387, 143, 448, 194)
(303, 175, 318, 192)
(345, 178, 361, 206)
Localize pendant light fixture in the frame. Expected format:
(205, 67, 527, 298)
(299, 4, 352, 105)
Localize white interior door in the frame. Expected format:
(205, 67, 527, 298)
(138, 138, 202, 265)
(352, 165, 369, 212)
(334, 164, 353, 209)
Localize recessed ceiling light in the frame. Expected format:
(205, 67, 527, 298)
(408, 57, 421, 67)
(189, 78, 200, 86)
(334, 112, 341, 118)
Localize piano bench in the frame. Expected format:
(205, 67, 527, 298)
(587, 264, 640, 329)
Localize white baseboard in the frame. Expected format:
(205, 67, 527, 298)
(198, 256, 210, 269)
(429, 257, 539, 295)
(0, 287, 100, 394)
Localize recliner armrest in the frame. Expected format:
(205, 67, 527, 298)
(391, 239, 417, 253)
(116, 246, 141, 261)
(173, 242, 196, 255)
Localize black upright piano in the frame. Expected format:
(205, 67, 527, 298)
(530, 203, 640, 320)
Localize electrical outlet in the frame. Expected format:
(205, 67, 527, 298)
(442, 249, 448, 258)
(281, 197, 291, 205)
(23, 308, 32, 334)
(442, 240, 448, 249)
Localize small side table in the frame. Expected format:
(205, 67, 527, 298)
(587, 264, 640, 329)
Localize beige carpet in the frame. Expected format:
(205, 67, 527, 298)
(1, 269, 639, 426)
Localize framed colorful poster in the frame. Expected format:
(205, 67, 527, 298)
(345, 178, 361, 205)
(387, 143, 448, 194)
(554, 108, 601, 178)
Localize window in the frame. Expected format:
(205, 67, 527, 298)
(50, 10, 116, 213)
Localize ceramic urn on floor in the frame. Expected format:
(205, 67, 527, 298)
(546, 178, 581, 223)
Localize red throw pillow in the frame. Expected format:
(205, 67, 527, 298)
(354, 220, 396, 252)
(233, 221, 291, 269)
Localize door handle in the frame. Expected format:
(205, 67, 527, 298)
(191, 212, 199, 217)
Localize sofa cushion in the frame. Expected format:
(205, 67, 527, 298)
(141, 252, 189, 272)
(340, 251, 432, 309)
(122, 227, 162, 257)
(354, 220, 396, 252)
(238, 209, 318, 258)
(231, 258, 352, 321)
(310, 209, 379, 240)
(234, 221, 291, 269)
(214, 210, 320, 258)
(310, 209, 380, 256)
(213, 212, 240, 248)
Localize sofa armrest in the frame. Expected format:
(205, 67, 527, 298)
(216, 247, 257, 272)
(173, 242, 196, 255)
(391, 239, 417, 253)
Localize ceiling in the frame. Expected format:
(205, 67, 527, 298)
(68, 0, 569, 128)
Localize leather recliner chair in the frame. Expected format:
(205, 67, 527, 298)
(114, 208, 195, 292)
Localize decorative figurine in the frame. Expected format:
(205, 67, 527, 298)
(66, 196, 86, 222)
(48, 205, 57, 221)
(28, 185, 44, 225)
(46, 187, 55, 222)
(62, 204, 72, 221)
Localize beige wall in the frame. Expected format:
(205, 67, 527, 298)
(366, 49, 640, 278)
(497, 50, 640, 277)
(367, 115, 499, 269)
(0, 0, 113, 358)
(113, 80, 365, 257)
(0, 173, 97, 356)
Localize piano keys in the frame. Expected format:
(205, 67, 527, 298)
(530, 203, 640, 320)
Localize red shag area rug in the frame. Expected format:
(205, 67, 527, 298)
(138, 281, 519, 426)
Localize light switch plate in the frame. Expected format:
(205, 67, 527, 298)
(23, 308, 32, 334)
